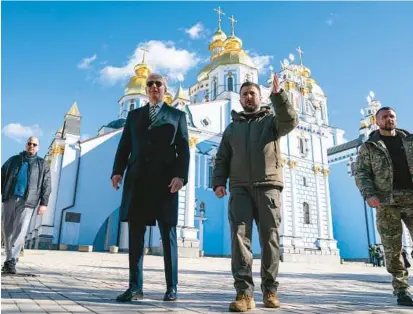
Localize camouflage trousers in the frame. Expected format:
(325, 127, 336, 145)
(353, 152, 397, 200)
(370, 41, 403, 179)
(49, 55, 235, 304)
(376, 191, 413, 295)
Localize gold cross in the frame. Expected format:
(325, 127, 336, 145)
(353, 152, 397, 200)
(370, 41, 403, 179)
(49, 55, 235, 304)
(213, 6, 225, 30)
(296, 46, 304, 66)
(140, 45, 149, 64)
(228, 15, 237, 36)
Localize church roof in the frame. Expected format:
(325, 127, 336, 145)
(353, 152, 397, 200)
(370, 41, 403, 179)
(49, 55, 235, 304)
(67, 102, 81, 117)
(327, 136, 363, 156)
(106, 118, 126, 129)
(173, 84, 189, 101)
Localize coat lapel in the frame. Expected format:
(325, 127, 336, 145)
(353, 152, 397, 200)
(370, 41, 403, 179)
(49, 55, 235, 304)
(148, 102, 169, 130)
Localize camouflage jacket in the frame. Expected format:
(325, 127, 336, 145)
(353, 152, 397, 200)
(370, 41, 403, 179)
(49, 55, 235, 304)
(355, 129, 413, 204)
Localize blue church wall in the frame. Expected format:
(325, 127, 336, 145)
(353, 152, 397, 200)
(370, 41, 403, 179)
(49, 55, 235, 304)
(194, 140, 262, 256)
(94, 207, 121, 252)
(195, 187, 226, 255)
(58, 132, 124, 246)
(329, 160, 376, 260)
(195, 185, 267, 257)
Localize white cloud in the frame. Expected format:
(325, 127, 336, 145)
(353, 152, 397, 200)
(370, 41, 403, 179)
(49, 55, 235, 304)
(77, 54, 97, 69)
(2, 123, 43, 143)
(250, 54, 273, 73)
(99, 40, 201, 86)
(184, 22, 205, 39)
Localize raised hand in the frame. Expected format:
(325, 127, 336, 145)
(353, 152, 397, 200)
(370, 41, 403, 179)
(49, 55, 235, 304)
(272, 73, 280, 94)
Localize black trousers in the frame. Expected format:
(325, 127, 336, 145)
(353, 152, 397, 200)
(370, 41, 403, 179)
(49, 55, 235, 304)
(128, 219, 178, 292)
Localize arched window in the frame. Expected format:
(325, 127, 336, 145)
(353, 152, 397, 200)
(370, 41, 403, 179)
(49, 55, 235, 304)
(213, 78, 217, 100)
(208, 157, 215, 188)
(227, 76, 234, 92)
(303, 177, 307, 187)
(298, 137, 309, 156)
(129, 102, 134, 111)
(303, 202, 310, 224)
(299, 138, 305, 155)
(320, 103, 325, 120)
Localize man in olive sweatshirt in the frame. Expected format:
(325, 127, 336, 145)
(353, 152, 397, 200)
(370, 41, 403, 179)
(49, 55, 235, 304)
(212, 74, 298, 312)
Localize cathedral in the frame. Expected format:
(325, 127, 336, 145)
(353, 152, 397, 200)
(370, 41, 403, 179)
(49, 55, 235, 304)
(24, 8, 345, 263)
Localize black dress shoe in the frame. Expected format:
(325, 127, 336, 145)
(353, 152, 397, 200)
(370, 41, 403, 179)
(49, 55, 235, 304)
(163, 288, 177, 301)
(116, 289, 144, 302)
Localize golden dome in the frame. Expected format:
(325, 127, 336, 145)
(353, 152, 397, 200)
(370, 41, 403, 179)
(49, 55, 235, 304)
(134, 63, 150, 78)
(300, 66, 311, 78)
(223, 35, 243, 53)
(197, 49, 256, 82)
(212, 29, 227, 43)
(164, 92, 173, 106)
(125, 63, 151, 96)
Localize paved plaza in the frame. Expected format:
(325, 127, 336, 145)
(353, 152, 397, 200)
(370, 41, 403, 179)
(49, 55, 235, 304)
(1, 249, 412, 313)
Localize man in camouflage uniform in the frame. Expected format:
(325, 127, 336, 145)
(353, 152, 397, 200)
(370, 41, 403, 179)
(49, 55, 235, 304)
(356, 107, 413, 306)
(212, 74, 298, 312)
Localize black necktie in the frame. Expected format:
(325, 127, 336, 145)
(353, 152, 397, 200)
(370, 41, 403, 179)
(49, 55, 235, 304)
(149, 105, 158, 123)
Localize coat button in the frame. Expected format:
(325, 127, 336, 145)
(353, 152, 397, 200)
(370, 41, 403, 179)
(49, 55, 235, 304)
(146, 157, 150, 162)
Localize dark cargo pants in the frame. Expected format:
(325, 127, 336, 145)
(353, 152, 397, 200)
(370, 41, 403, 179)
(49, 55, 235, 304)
(376, 191, 413, 295)
(229, 186, 281, 296)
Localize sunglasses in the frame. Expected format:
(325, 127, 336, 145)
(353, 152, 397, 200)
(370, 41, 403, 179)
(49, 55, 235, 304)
(146, 81, 163, 88)
(27, 142, 38, 147)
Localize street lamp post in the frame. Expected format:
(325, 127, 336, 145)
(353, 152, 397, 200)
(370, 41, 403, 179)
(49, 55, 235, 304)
(195, 201, 208, 257)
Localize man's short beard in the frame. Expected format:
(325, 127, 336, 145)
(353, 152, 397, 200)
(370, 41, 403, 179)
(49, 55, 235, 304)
(381, 125, 395, 131)
(243, 107, 256, 113)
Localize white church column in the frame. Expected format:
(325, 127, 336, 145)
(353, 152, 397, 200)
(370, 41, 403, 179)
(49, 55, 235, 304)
(314, 166, 329, 250)
(36, 146, 64, 249)
(323, 169, 338, 251)
(315, 169, 323, 239)
(289, 160, 304, 249)
(41, 154, 63, 227)
(280, 158, 293, 248)
(182, 136, 198, 240)
(119, 222, 129, 251)
(323, 170, 334, 239)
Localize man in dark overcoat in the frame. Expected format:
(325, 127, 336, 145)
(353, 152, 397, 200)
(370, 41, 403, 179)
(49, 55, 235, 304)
(111, 73, 190, 302)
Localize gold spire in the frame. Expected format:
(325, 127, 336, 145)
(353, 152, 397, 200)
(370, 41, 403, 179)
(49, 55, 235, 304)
(228, 15, 237, 37)
(67, 102, 81, 117)
(125, 46, 152, 95)
(209, 7, 227, 60)
(222, 15, 243, 53)
(174, 83, 189, 101)
(296, 47, 304, 66)
(214, 6, 225, 31)
(141, 45, 148, 64)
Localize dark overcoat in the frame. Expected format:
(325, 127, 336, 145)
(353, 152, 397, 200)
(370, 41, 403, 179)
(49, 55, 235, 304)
(111, 103, 190, 226)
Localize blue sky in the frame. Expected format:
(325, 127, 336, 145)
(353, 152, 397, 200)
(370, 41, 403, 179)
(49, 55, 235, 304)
(2, 1, 413, 162)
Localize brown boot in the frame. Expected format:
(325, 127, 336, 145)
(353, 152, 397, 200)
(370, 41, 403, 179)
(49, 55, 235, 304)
(229, 294, 255, 312)
(263, 292, 280, 308)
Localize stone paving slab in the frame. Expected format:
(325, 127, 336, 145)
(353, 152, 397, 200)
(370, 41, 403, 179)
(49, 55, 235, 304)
(1, 249, 412, 313)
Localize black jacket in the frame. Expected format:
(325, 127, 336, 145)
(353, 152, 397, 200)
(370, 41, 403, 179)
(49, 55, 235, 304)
(111, 103, 190, 225)
(1, 152, 52, 208)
